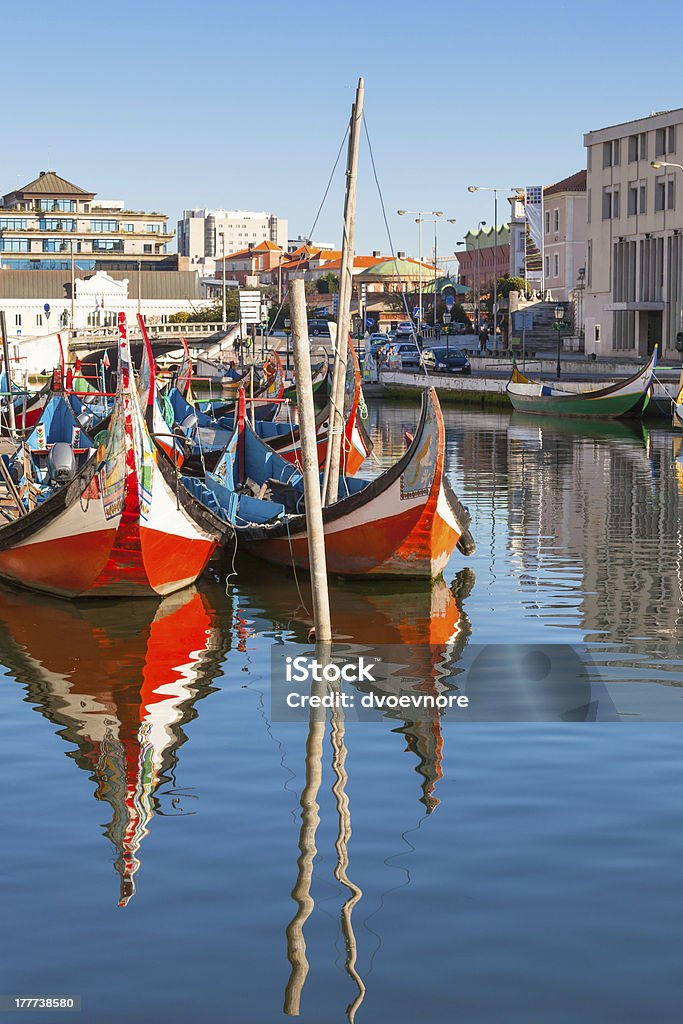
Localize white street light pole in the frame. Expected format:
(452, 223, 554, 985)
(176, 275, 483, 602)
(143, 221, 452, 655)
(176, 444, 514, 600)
(475, 220, 486, 330)
(468, 185, 523, 345)
(398, 209, 443, 338)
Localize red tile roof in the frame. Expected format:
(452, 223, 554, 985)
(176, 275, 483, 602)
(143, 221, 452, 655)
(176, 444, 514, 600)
(544, 170, 587, 196)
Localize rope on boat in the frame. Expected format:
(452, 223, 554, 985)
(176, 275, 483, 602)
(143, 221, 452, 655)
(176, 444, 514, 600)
(653, 372, 679, 406)
(285, 516, 311, 618)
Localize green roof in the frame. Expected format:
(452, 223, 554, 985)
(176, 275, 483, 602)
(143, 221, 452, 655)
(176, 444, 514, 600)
(422, 276, 469, 295)
(464, 224, 510, 249)
(355, 258, 431, 279)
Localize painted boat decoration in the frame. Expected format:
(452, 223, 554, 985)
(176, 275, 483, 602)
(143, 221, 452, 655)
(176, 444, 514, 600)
(0, 314, 228, 599)
(0, 583, 226, 905)
(182, 385, 475, 579)
(506, 348, 657, 418)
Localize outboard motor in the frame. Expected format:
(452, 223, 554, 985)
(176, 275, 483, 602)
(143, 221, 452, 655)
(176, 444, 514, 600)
(77, 410, 94, 434)
(47, 443, 76, 485)
(180, 412, 198, 436)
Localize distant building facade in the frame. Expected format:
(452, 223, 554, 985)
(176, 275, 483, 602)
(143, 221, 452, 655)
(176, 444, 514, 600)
(178, 209, 288, 268)
(543, 171, 587, 303)
(584, 108, 683, 358)
(0, 171, 173, 271)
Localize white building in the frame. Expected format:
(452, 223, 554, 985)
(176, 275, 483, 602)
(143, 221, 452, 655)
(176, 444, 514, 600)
(177, 209, 288, 268)
(584, 107, 683, 358)
(0, 269, 208, 338)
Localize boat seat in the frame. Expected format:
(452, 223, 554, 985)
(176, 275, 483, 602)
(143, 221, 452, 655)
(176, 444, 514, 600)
(238, 493, 285, 525)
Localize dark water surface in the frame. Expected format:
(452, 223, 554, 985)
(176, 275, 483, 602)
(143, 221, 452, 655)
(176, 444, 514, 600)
(1, 403, 683, 1023)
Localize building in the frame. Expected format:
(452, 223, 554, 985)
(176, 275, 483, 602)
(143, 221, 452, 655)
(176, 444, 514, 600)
(177, 209, 288, 268)
(0, 170, 173, 271)
(0, 269, 205, 336)
(542, 171, 587, 303)
(584, 107, 683, 358)
(287, 236, 335, 253)
(456, 225, 511, 292)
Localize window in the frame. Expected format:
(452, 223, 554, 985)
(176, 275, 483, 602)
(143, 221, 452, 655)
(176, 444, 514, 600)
(90, 219, 119, 232)
(603, 139, 620, 167)
(553, 253, 559, 277)
(628, 133, 647, 162)
(0, 218, 27, 230)
(587, 188, 591, 224)
(639, 181, 647, 214)
(91, 239, 124, 252)
(545, 209, 550, 234)
(43, 238, 80, 253)
(587, 240, 592, 287)
(602, 186, 620, 219)
(40, 218, 76, 231)
(146, 223, 161, 233)
(544, 254, 550, 278)
(553, 208, 559, 232)
(628, 183, 638, 216)
(654, 177, 674, 212)
(36, 314, 43, 326)
(0, 239, 30, 251)
(656, 125, 676, 156)
(123, 223, 135, 232)
(143, 244, 153, 254)
(15, 315, 21, 326)
(38, 199, 75, 212)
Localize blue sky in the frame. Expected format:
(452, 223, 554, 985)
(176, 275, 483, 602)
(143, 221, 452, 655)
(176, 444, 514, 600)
(4, 0, 683, 259)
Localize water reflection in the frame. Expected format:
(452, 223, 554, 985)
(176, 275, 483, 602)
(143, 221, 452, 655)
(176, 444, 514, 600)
(0, 586, 227, 906)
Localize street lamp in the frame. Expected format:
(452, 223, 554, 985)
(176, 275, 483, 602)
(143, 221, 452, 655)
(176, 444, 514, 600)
(398, 209, 443, 336)
(467, 185, 523, 346)
(553, 302, 565, 379)
(651, 160, 683, 172)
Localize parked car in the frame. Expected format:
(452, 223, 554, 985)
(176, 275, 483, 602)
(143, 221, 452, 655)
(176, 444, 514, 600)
(368, 331, 390, 354)
(441, 322, 466, 335)
(387, 342, 422, 369)
(308, 318, 331, 337)
(395, 321, 416, 338)
(421, 346, 471, 375)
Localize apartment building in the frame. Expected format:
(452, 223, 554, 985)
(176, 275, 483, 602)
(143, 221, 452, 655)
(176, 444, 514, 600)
(584, 108, 683, 358)
(178, 209, 288, 266)
(0, 171, 172, 271)
(543, 171, 587, 302)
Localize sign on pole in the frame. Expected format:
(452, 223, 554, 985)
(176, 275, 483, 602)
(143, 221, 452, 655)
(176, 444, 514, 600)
(238, 289, 261, 327)
(443, 313, 452, 324)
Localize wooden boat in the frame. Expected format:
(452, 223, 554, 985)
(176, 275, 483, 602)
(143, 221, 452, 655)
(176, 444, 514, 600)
(506, 348, 657, 418)
(0, 313, 228, 599)
(183, 385, 475, 579)
(0, 583, 225, 905)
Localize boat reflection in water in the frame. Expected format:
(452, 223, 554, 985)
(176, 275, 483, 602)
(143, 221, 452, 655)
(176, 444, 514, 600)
(231, 562, 475, 1022)
(0, 585, 226, 907)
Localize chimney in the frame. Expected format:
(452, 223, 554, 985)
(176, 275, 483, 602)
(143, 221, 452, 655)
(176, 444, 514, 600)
(372, 250, 381, 258)
(397, 251, 405, 258)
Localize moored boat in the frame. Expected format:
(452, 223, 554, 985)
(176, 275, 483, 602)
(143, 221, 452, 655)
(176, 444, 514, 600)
(0, 313, 229, 599)
(183, 385, 475, 579)
(506, 348, 657, 418)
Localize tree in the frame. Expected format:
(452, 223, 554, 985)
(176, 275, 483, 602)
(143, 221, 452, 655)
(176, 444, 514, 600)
(169, 310, 190, 324)
(316, 272, 339, 295)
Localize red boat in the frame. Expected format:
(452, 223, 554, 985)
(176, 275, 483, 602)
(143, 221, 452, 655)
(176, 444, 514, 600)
(201, 385, 475, 579)
(0, 313, 228, 598)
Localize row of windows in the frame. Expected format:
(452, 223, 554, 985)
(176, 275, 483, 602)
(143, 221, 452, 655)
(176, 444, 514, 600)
(0, 218, 28, 230)
(601, 126, 677, 169)
(602, 178, 675, 219)
(1, 239, 167, 254)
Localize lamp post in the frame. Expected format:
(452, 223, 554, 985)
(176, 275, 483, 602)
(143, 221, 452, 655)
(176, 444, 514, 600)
(553, 302, 566, 379)
(651, 159, 683, 173)
(398, 209, 443, 337)
(468, 185, 523, 346)
(219, 230, 227, 330)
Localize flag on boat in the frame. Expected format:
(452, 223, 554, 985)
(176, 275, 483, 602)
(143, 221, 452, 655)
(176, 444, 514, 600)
(103, 350, 111, 369)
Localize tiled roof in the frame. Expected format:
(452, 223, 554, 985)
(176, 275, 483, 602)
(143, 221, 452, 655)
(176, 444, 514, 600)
(12, 170, 93, 196)
(544, 170, 587, 196)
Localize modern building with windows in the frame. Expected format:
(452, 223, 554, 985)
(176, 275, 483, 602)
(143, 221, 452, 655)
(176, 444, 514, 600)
(0, 170, 173, 272)
(584, 108, 683, 358)
(177, 209, 288, 269)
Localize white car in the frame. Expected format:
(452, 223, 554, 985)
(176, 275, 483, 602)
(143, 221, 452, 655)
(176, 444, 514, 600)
(395, 322, 415, 338)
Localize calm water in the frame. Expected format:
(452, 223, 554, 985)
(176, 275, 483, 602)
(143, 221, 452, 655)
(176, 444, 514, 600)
(1, 402, 683, 1023)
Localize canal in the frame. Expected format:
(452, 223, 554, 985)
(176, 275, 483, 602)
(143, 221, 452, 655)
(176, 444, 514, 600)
(1, 401, 682, 1023)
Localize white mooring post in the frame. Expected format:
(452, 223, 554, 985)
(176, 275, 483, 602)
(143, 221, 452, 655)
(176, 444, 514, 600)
(290, 277, 332, 642)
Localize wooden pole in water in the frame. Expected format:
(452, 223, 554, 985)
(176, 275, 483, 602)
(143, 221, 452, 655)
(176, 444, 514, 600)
(290, 277, 332, 642)
(0, 311, 16, 435)
(323, 77, 364, 506)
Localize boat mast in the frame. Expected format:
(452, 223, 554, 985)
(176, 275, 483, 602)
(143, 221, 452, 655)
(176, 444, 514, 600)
(323, 77, 364, 506)
(0, 311, 16, 436)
